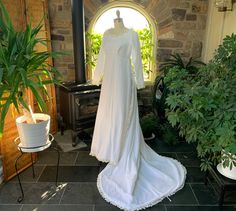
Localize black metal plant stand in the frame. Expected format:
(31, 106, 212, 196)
(205, 165, 236, 210)
(14, 134, 60, 203)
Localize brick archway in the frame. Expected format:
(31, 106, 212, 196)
(84, 0, 207, 69)
(84, 0, 174, 43)
(85, 1, 158, 82)
(48, 0, 208, 81)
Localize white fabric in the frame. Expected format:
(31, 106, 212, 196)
(90, 28, 186, 211)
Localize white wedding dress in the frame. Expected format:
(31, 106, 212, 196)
(90, 28, 186, 211)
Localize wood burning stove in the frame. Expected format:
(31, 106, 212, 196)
(58, 0, 100, 146)
(59, 83, 100, 146)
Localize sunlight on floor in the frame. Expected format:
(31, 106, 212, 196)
(40, 183, 67, 200)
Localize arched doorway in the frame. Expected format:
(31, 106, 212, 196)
(86, 5, 156, 83)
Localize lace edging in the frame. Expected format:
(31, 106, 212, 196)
(89, 152, 111, 163)
(97, 159, 187, 211)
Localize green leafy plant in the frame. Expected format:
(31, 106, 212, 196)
(153, 53, 205, 119)
(160, 53, 205, 74)
(0, 0, 63, 137)
(140, 112, 159, 138)
(85, 27, 154, 79)
(137, 27, 154, 77)
(151, 53, 205, 146)
(85, 32, 102, 70)
(151, 75, 180, 146)
(214, 33, 236, 71)
(160, 122, 180, 146)
(164, 34, 236, 171)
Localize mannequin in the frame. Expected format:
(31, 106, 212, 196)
(112, 10, 128, 34)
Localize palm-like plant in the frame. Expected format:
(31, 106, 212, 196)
(0, 1, 62, 137)
(160, 53, 205, 74)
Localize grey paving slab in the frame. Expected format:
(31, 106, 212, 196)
(20, 204, 94, 211)
(94, 204, 122, 211)
(186, 167, 205, 183)
(94, 204, 166, 211)
(75, 151, 100, 166)
(191, 183, 218, 205)
(0, 182, 65, 204)
(38, 166, 99, 182)
(10, 166, 45, 183)
(22, 182, 66, 204)
(0, 205, 22, 211)
(60, 183, 107, 205)
(224, 191, 236, 204)
(176, 152, 200, 167)
(149, 140, 195, 153)
(166, 205, 236, 211)
(143, 204, 166, 211)
(162, 184, 198, 205)
(35, 151, 78, 166)
(158, 153, 178, 159)
(0, 182, 25, 204)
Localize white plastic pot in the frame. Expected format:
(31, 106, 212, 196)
(144, 133, 156, 141)
(16, 113, 50, 148)
(217, 151, 236, 180)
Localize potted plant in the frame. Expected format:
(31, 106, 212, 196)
(152, 54, 204, 145)
(159, 53, 205, 74)
(153, 53, 205, 121)
(164, 34, 236, 179)
(159, 122, 180, 146)
(140, 112, 159, 141)
(0, 1, 62, 147)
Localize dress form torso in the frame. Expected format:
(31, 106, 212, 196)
(111, 10, 128, 35)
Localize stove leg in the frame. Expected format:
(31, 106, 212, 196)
(71, 131, 81, 147)
(57, 113, 65, 136)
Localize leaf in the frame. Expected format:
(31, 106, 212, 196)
(165, 95, 179, 109)
(28, 80, 47, 112)
(18, 95, 29, 111)
(0, 67, 3, 82)
(19, 68, 27, 85)
(0, 95, 11, 137)
(167, 112, 179, 126)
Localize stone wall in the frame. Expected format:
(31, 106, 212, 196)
(48, 0, 74, 82)
(48, 0, 208, 108)
(48, 0, 208, 82)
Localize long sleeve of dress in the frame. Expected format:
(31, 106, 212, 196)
(131, 32, 145, 90)
(92, 35, 106, 86)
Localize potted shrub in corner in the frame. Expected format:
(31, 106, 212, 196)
(164, 34, 236, 180)
(140, 112, 159, 141)
(0, 1, 62, 148)
(152, 54, 204, 146)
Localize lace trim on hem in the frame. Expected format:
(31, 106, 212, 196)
(89, 152, 114, 164)
(97, 159, 187, 211)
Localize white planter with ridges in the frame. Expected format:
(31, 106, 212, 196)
(16, 113, 50, 148)
(217, 151, 236, 180)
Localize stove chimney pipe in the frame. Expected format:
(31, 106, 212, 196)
(71, 0, 86, 83)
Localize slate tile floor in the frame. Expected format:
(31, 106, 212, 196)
(1, 136, 236, 211)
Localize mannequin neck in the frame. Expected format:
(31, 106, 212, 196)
(113, 18, 128, 34)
